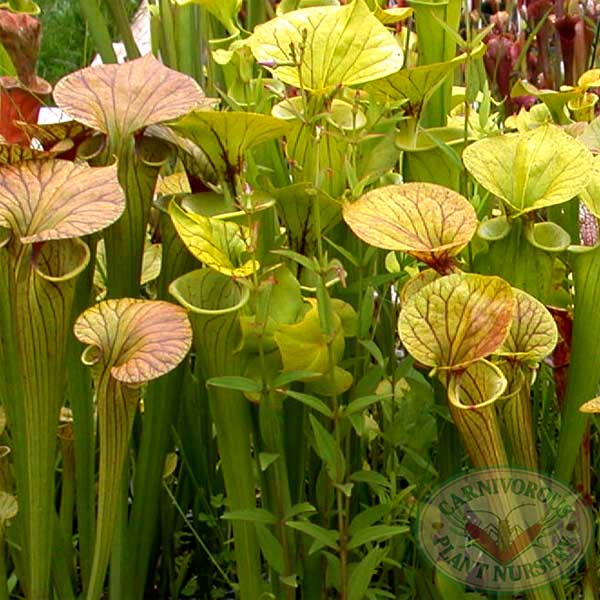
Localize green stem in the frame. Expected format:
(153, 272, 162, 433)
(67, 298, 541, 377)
(77, 0, 118, 64)
(86, 375, 138, 600)
(171, 270, 264, 600)
(555, 244, 600, 481)
(158, 0, 178, 68)
(0, 239, 87, 600)
(174, 4, 196, 77)
(104, 138, 163, 298)
(0, 536, 7, 600)
(106, 0, 141, 59)
(66, 248, 97, 593)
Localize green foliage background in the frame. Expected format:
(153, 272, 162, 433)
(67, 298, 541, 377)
(36, 0, 140, 83)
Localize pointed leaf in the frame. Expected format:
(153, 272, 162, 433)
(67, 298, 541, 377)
(286, 520, 339, 550)
(256, 524, 285, 574)
(249, 0, 403, 93)
(365, 46, 485, 116)
(283, 390, 334, 418)
(271, 370, 322, 387)
(168, 110, 290, 180)
(73, 299, 192, 384)
(398, 273, 514, 369)
(53, 54, 206, 139)
(207, 376, 263, 393)
(222, 508, 277, 524)
(0, 160, 124, 243)
(342, 393, 387, 417)
(497, 288, 558, 362)
(343, 183, 477, 271)
(175, 0, 241, 34)
(169, 200, 259, 277)
(309, 414, 338, 472)
(463, 125, 593, 215)
(347, 525, 408, 550)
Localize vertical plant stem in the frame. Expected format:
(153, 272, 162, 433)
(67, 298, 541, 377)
(174, 4, 196, 77)
(106, 0, 141, 59)
(87, 375, 138, 600)
(0, 239, 87, 600)
(77, 0, 118, 63)
(158, 0, 178, 68)
(555, 244, 600, 481)
(124, 211, 196, 600)
(67, 285, 97, 591)
(0, 536, 7, 600)
(171, 270, 264, 600)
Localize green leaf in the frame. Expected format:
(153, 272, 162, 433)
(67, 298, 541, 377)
(343, 183, 477, 272)
(271, 248, 319, 272)
(348, 548, 387, 600)
(255, 524, 285, 574)
(579, 153, 600, 218)
(309, 414, 340, 473)
(168, 110, 289, 182)
(54, 54, 206, 139)
(249, 0, 403, 93)
(286, 520, 339, 550)
(175, 0, 241, 34)
(463, 125, 593, 215)
(306, 366, 354, 397)
(271, 183, 341, 251)
(511, 80, 578, 123)
(350, 470, 391, 493)
(365, 46, 485, 117)
(285, 502, 317, 520)
(349, 504, 391, 536)
(169, 200, 259, 278)
(282, 390, 333, 417)
(398, 273, 514, 370)
(497, 287, 558, 362)
(347, 525, 408, 550)
(0, 0, 39, 13)
(258, 452, 280, 471)
(222, 508, 277, 524)
(342, 394, 388, 417)
(359, 340, 386, 369)
(275, 303, 345, 373)
(271, 370, 322, 387)
(207, 376, 263, 393)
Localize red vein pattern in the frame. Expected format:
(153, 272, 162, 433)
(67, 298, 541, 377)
(74, 299, 193, 384)
(53, 54, 206, 139)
